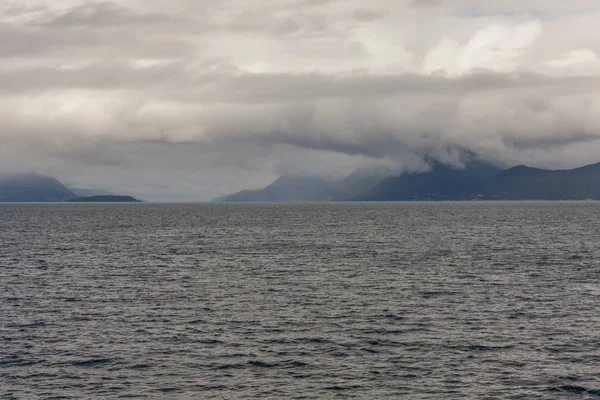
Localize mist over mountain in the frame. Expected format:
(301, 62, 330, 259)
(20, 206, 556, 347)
(0, 174, 138, 202)
(215, 166, 392, 202)
(215, 176, 338, 202)
(5, 159, 600, 203)
(216, 160, 600, 202)
(359, 160, 502, 201)
(325, 167, 392, 201)
(2, 1, 600, 201)
(0, 174, 75, 202)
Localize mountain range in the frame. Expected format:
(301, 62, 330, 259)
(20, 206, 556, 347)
(4, 160, 600, 202)
(214, 167, 390, 202)
(216, 160, 600, 202)
(0, 174, 138, 202)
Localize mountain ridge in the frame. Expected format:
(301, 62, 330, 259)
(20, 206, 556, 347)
(0, 173, 75, 202)
(215, 160, 600, 202)
(215, 167, 391, 202)
(358, 160, 502, 201)
(0, 173, 138, 202)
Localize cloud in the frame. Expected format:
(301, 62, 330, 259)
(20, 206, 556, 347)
(545, 49, 600, 76)
(547, 49, 599, 67)
(410, 0, 441, 7)
(39, 1, 169, 28)
(422, 20, 543, 75)
(1, 0, 600, 200)
(348, 8, 388, 21)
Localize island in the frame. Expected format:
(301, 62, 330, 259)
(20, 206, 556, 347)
(66, 195, 142, 203)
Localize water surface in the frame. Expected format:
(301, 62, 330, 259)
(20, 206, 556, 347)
(1, 203, 600, 399)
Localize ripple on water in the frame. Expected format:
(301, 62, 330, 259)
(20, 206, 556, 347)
(2, 202, 600, 399)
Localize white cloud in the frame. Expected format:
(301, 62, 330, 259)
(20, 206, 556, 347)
(422, 20, 543, 75)
(545, 48, 600, 76)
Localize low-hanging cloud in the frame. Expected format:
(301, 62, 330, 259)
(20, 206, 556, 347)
(1, 0, 600, 200)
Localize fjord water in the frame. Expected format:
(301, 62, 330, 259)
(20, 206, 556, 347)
(1, 203, 599, 399)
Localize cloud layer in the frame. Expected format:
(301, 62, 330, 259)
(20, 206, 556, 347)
(2, 0, 600, 200)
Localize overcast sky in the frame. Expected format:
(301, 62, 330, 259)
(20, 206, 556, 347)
(2, 0, 600, 200)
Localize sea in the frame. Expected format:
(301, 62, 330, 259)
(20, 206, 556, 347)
(1, 202, 599, 399)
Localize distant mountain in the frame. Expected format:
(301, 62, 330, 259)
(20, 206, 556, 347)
(476, 162, 600, 200)
(0, 174, 140, 202)
(324, 167, 391, 201)
(67, 195, 142, 203)
(0, 174, 75, 202)
(215, 176, 335, 202)
(359, 160, 600, 201)
(212, 159, 600, 202)
(215, 167, 391, 202)
(358, 160, 502, 201)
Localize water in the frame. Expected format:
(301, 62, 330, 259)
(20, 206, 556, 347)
(1, 202, 600, 399)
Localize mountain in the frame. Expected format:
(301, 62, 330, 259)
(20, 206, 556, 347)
(212, 160, 600, 202)
(358, 160, 503, 201)
(324, 167, 391, 201)
(476, 162, 600, 200)
(215, 176, 335, 202)
(0, 174, 140, 202)
(0, 174, 76, 202)
(215, 167, 391, 202)
(67, 195, 142, 202)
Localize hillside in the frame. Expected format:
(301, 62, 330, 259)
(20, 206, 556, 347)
(357, 160, 502, 201)
(216, 176, 336, 202)
(215, 160, 600, 202)
(477, 162, 600, 200)
(324, 167, 391, 201)
(0, 174, 75, 202)
(215, 168, 390, 202)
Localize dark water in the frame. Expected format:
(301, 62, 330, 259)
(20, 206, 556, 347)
(1, 203, 600, 399)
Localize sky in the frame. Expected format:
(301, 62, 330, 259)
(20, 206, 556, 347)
(1, 0, 600, 201)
